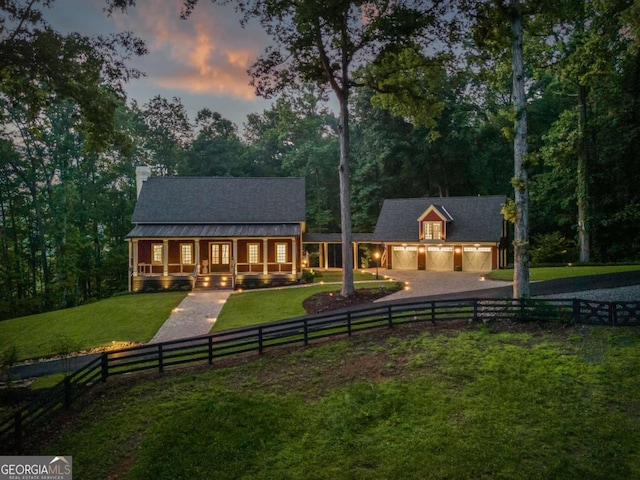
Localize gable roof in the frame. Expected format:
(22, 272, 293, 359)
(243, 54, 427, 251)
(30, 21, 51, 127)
(131, 177, 305, 224)
(373, 195, 506, 242)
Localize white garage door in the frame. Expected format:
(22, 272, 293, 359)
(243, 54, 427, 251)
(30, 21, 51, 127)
(392, 246, 418, 270)
(426, 246, 453, 271)
(462, 247, 492, 272)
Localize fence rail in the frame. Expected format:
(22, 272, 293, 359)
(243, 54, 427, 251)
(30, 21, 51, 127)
(2, 296, 639, 452)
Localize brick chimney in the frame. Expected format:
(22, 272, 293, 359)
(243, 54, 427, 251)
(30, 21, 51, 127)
(135, 165, 151, 199)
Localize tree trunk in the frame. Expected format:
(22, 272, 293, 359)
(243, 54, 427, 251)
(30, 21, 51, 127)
(338, 92, 355, 297)
(510, 0, 530, 298)
(577, 83, 590, 263)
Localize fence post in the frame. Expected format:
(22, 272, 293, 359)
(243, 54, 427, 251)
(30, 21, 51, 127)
(387, 305, 393, 327)
(14, 410, 22, 449)
(304, 320, 309, 346)
(258, 327, 264, 354)
(609, 302, 616, 325)
(431, 301, 436, 322)
(64, 376, 72, 409)
(572, 298, 580, 324)
(158, 344, 164, 373)
(101, 353, 109, 382)
(347, 312, 352, 336)
(208, 336, 214, 365)
(473, 299, 478, 322)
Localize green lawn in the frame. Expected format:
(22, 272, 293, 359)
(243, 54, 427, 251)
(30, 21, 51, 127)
(215, 280, 401, 330)
(36, 324, 640, 479)
(0, 292, 186, 361)
(487, 264, 640, 281)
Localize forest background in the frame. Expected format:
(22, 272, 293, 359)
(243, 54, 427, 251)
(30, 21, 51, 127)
(2, 0, 640, 320)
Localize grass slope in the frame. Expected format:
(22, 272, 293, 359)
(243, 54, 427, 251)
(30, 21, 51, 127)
(0, 292, 186, 361)
(486, 264, 640, 281)
(36, 323, 640, 479)
(215, 281, 400, 330)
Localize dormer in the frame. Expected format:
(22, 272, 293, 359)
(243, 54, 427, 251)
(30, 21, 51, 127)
(418, 205, 454, 241)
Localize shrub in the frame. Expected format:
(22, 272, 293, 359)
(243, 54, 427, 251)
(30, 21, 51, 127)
(241, 278, 261, 289)
(530, 232, 577, 265)
(0, 345, 19, 387)
(300, 269, 316, 284)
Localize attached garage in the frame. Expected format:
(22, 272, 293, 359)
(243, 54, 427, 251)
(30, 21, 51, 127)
(373, 196, 508, 273)
(427, 246, 454, 271)
(462, 247, 492, 272)
(392, 246, 418, 270)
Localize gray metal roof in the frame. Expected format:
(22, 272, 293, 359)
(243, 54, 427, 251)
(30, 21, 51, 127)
(131, 176, 305, 224)
(373, 195, 506, 242)
(303, 233, 374, 243)
(127, 224, 301, 238)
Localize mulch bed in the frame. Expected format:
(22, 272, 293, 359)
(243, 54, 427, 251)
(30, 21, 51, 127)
(302, 286, 403, 314)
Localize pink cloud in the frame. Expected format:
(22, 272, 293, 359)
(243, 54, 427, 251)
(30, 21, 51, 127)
(113, 0, 266, 100)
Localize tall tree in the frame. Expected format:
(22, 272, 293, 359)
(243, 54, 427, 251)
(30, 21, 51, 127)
(509, 0, 530, 297)
(135, 96, 193, 175)
(182, 109, 248, 176)
(1, 1, 147, 148)
(0, 1, 145, 316)
(464, 0, 537, 297)
(181, 0, 451, 297)
(244, 93, 341, 232)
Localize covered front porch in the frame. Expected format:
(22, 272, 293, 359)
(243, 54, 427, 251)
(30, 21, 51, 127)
(128, 225, 302, 292)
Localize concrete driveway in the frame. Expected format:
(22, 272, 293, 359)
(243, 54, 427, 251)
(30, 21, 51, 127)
(373, 269, 511, 302)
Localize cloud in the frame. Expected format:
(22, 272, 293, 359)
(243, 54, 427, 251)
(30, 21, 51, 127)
(113, 0, 267, 100)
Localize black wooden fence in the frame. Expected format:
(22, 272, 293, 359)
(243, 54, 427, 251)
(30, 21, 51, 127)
(2, 296, 639, 452)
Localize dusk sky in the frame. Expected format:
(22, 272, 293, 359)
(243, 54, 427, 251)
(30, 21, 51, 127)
(46, 0, 274, 129)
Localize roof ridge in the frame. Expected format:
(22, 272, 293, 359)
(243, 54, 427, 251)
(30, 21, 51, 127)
(384, 194, 506, 202)
(147, 176, 305, 180)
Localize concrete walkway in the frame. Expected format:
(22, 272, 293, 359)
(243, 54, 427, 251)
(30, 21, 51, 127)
(148, 290, 232, 343)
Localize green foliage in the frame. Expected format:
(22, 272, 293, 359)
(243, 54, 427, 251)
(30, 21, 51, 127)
(367, 44, 448, 129)
(299, 269, 317, 284)
(530, 232, 577, 265)
(501, 198, 518, 223)
(0, 344, 19, 386)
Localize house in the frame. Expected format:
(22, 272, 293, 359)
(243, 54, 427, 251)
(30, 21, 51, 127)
(372, 196, 508, 272)
(127, 167, 306, 292)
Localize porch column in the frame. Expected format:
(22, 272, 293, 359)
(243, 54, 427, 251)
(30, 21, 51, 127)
(323, 242, 329, 269)
(292, 238, 297, 275)
(132, 239, 138, 277)
(263, 238, 269, 275)
(233, 239, 238, 275)
(163, 239, 169, 276)
(353, 242, 358, 270)
(194, 240, 200, 274)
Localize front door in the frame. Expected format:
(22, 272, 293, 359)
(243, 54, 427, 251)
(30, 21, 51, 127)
(210, 242, 231, 273)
